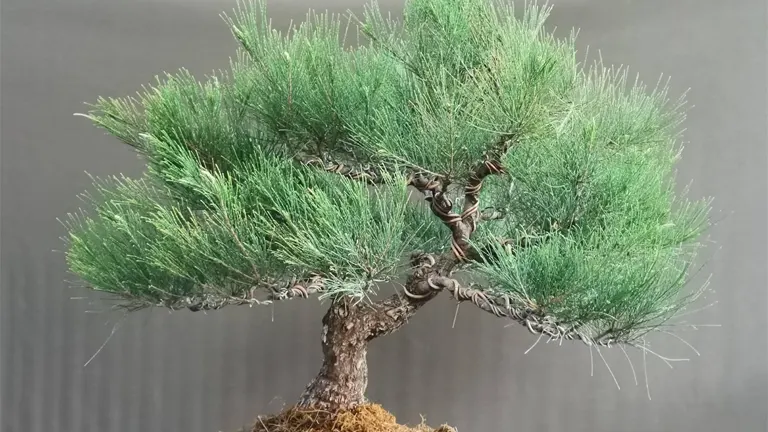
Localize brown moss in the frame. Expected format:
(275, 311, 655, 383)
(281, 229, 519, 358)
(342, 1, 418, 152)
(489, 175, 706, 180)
(244, 404, 455, 432)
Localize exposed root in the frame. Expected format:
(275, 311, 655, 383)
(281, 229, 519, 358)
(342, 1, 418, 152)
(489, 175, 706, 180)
(243, 404, 455, 432)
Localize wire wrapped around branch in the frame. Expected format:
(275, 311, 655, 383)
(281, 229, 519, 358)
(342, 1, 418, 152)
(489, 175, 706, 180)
(462, 159, 505, 232)
(175, 294, 272, 311)
(300, 154, 385, 184)
(431, 276, 615, 347)
(178, 274, 326, 311)
(298, 151, 481, 264)
(409, 173, 475, 262)
(478, 206, 507, 221)
(266, 274, 325, 301)
(400, 251, 460, 300)
(461, 136, 517, 233)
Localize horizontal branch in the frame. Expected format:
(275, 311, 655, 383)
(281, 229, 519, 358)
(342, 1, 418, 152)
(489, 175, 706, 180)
(299, 154, 386, 184)
(179, 274, 325, 311)
(176, 235, 541, 312)
(427, 275, 612, 346)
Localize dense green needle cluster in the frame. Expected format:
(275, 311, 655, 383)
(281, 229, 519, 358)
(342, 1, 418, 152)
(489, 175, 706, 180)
(62, 0, 711, 345)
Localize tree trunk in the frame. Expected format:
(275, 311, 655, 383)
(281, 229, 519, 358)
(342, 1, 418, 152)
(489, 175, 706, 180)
(296, 254, 455, 411)
(296, 299, 370, 410)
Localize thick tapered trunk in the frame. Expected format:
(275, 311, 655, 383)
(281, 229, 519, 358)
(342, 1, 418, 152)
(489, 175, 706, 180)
(296, 300, 370, 410)
(295, 291, 438, 409)
(296, 254, 455, 411)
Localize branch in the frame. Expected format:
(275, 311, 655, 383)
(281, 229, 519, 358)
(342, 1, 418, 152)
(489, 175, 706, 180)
(361, 290, 437, 339)
(299, 152, 477, 262)
(461, 136, 516, 233)
(461, 159, 505, 232)
(265, 273, 326, 301)
(362, 252, 458, 339)
(299, 153, 386, 184)
(178, 252, 456, 316)
(427, 276, 602, 346)
(296, 143, 525, 264)
(479, 206, 507, 221)
(182, 274, 326, 311)
(408, 173, 475, 261)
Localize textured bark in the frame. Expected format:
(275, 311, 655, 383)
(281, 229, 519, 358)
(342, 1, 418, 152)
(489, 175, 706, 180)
(296, 298, 371, 410)
(297, 254, 455, 411)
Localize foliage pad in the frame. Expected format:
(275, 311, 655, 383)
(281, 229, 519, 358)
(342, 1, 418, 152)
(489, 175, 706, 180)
(63, 0, 711, 346)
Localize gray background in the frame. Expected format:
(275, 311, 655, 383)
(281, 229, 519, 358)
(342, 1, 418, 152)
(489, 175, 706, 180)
(2, 0, 766, 431)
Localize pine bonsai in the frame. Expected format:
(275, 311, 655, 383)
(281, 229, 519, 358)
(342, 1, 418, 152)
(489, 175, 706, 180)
(62, 0, 714, 430)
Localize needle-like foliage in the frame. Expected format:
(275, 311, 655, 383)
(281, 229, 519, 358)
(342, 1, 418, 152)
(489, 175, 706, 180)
(63, 0, 711, 346)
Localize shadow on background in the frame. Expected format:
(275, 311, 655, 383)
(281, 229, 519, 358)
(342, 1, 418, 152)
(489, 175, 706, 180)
(2, 0, 766, 431)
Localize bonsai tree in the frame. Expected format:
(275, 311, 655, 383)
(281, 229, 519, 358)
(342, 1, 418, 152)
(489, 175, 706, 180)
(62, 0, 713, 429)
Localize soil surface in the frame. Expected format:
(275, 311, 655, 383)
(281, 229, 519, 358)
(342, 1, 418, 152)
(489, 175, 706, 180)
(243, 404, 456, 432)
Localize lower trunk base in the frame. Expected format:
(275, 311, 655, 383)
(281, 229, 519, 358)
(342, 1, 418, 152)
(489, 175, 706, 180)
(244, 404, 456, 432)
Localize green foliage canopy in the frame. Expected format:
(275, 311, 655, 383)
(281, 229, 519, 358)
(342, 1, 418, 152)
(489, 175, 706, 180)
(63, 0, 711, 345)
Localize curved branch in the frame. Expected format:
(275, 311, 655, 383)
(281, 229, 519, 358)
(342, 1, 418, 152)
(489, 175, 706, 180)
(461, 136, 516, 233)
(432, 276, 615, 346)
(462, 159, 505, 232)
(405, 173, 479, 262)
(297, 150, 515, 264)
